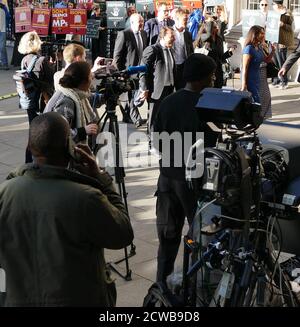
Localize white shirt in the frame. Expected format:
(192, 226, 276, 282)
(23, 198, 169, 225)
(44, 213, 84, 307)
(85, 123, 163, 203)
(160, 42, 174, 86)
(173, 28, 186, 65)
(133, 30, 143, 63)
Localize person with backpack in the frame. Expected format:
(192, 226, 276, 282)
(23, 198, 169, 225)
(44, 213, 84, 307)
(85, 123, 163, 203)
(16, 31, 54, 163)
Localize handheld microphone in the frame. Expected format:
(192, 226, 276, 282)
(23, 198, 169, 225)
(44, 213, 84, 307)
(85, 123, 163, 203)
(126, 65, 148, 75)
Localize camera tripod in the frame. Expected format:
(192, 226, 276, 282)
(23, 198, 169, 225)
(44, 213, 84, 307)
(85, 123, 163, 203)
(94, 91, 136, 281)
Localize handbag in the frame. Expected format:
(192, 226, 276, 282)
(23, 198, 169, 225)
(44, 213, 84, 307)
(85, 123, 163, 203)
(266, 61, 279, 78)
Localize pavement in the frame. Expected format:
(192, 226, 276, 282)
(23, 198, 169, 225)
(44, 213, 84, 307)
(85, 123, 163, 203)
(1, 49, 300, 306)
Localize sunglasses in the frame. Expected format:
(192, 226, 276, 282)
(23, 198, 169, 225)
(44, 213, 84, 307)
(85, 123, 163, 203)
(260, 4, 268, 6)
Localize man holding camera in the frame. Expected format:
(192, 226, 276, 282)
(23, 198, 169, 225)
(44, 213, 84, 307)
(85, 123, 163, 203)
(113, 13, 147, 128)
(0, 112, 134, 306)
(153, 54, 217, 284)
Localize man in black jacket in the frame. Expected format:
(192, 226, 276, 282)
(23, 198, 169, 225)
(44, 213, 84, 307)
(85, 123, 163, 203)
(153, 54, 217, 284)
(139, 27, 176, 138)
(144, 2, 174, 46)
(113, 13, 147, 127)
(0, 112, 134, 306)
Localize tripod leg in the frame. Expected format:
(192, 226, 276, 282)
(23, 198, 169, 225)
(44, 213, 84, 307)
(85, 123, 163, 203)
(104, 112, 136, 281)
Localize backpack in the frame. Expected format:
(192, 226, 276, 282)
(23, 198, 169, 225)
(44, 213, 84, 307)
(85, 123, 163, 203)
(13, 55, 40, 110)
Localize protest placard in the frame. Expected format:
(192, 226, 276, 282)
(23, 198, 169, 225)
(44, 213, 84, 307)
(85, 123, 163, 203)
(86, 19, 101, 39)
(265, 11, 281, 43)
(15, 7, 32, 33)
(31, 8, 51, 36)
(242, 10, 266, 37)
(106, 1, 126, 29)
(52, 8, 70, 34)
(69, 9, 87, 35)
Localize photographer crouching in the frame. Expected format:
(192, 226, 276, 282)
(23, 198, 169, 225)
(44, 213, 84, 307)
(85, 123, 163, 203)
(153, 54, 218, 285)
(0, 112, 134, 306)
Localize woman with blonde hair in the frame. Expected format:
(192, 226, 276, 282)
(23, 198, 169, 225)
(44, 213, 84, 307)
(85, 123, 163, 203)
(17, 30, 54, 162)
(214, 4, 228, 41)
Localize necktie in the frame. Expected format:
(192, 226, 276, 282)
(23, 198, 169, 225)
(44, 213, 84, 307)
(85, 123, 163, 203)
(136, 32, 143, 63)
(165, 48, 174, 86)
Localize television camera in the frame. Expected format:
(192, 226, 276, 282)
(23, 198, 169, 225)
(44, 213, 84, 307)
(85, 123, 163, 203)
(182, 88, 300, 307)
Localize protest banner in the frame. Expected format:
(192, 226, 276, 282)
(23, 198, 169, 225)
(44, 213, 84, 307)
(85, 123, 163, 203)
(106, 1, 126, 29)
(52, 8, 70, 34)
(154, 0, 174, 11)
(69, 9, 87, 35)
(15, 7, 32, 33)
(31, 8, 51, 36)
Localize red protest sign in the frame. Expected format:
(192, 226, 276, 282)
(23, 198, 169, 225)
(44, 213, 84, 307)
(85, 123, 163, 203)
(51, 8, 70, 34)
(32, 8, 51, 36)
(69, 9, 87, 35)
(15, 7, 32, 33)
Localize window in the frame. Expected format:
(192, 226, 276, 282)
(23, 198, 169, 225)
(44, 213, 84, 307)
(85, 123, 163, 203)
(289, 0, 300, 13)
(247, 0, 260, 10)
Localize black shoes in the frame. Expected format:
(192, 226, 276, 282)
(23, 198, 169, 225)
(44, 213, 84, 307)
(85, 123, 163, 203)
(134, 119, 147, 128)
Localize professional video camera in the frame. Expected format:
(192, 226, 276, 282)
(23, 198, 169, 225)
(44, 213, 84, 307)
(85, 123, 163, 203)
(93, 64, 147, 111)
(183, 88, 300, 307)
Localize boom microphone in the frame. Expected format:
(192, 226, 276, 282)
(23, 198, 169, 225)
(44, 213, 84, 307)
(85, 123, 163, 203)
(126, 65, 148, 75)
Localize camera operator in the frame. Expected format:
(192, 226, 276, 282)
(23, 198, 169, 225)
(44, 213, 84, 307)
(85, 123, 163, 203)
(17, 31, 55, 163)
(53, 43, 109, 91)
(113, 13, 147, 127)
(0, 112, 134, 306)
(45, 61, 98, 144)
(153, 54, 218, 284)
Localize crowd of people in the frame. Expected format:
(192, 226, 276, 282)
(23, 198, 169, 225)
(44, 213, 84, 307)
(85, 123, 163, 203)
(1, 0, 300, 307)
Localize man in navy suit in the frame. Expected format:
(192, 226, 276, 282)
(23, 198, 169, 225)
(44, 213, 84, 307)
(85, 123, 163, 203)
(113, 13, 147, 127)
(144, 2, 174, 46)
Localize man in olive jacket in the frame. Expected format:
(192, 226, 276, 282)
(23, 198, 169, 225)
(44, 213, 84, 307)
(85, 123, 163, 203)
(0, 112, 134, 307)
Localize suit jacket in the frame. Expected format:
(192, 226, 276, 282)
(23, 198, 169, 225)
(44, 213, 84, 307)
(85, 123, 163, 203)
(144, 17, 174, 46)
(140, 43, 176, 100)
(177, 28, 194, 61)
(113, 28, 147, 71)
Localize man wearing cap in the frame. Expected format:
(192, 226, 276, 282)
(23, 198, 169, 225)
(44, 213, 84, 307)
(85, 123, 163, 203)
(153, 54, 218, 285)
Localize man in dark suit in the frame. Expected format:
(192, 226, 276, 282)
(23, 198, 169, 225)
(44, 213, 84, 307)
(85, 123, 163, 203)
(139, 27, 176, 140)
(278, 35, 300, 83)
(144, 2, 174, 46)
(113, 13, 147, 127)
(172, 8, 194, 90)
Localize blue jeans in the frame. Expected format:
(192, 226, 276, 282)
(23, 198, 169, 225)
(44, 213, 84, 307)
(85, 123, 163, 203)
(273, 46, 288, 86)
(0, 31, 8, 66)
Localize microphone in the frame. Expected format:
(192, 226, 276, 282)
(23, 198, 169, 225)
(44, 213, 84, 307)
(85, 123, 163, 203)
(126, 65, 148, 75)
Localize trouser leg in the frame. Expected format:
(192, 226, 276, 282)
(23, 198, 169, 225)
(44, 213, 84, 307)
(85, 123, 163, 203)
(0, 32, 8, 66)
(25, 109, 39, 163)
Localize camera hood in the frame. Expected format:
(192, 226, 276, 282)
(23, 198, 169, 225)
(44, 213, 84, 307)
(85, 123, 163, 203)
(195, 88, 263, 129)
